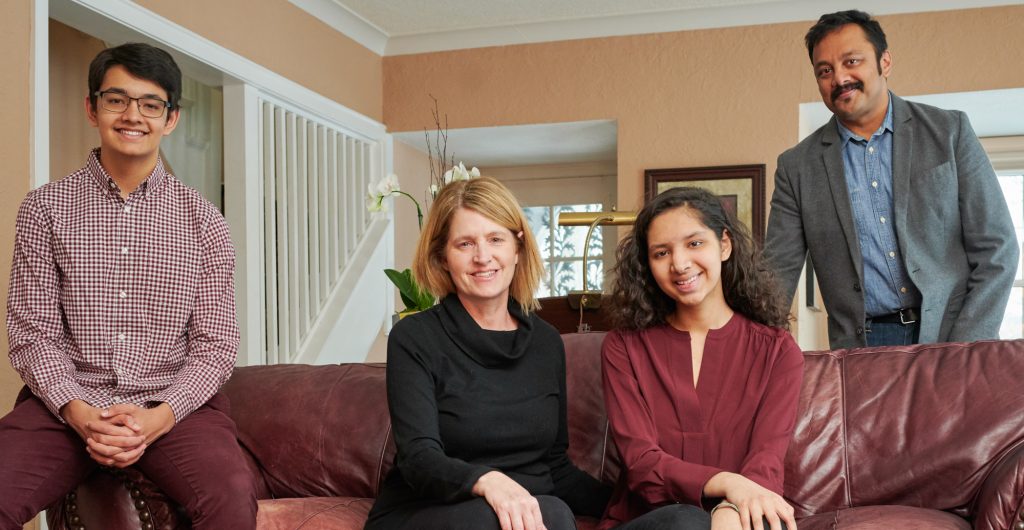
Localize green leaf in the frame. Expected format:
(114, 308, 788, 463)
(384, 268, 435, 312)
(384, 268, 416, 308)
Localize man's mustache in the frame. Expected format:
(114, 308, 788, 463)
(832, 81, 864, 102)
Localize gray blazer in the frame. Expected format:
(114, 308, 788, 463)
(765, 94, 1019, 349)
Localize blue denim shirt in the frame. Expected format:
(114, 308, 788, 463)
(837, 94, 922, 318)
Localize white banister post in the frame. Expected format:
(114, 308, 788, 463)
(223, 82, 265, 367)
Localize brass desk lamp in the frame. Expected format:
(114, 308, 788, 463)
(557, 210, 637, 332)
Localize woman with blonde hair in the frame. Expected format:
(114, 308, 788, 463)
(365, 177, 610, 530)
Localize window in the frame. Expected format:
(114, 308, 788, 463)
(524, 203, 604, 297)
(998, 172, 1024, 339)
(985, 135, 1024, 339)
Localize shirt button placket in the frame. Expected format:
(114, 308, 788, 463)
(114, 332, 127, 386)
(116, 197, 132, 389)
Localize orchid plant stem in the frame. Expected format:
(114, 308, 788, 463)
(393, 190, 424, 229)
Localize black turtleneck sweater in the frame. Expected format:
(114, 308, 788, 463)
(366, 295, 610, 525)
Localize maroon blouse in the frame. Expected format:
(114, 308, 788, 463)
(599, 313, 804, 528)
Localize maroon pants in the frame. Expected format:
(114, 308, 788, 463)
(0, 387, 257, 530)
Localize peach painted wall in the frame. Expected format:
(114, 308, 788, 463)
(384, 6, 1024, 215)
(49, 20, 106, 180)
(1, 0, 33, 415)
(135, 0, 383, 122)
(392, 139, 433, 282)
(484, 161, 617, 208)
(0, 2, 40, 528)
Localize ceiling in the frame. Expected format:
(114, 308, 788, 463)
(290, 0, 1020, 56)
(330, 0, 777, 36)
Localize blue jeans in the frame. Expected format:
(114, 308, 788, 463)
(865, 321, 920, 347)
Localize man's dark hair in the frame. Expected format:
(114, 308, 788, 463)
(805, 10, 888, 64)
(88, 42, 182, 115)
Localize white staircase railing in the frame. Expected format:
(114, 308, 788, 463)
(225, 84, 391, 366)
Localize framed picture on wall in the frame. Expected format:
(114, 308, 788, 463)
(644, 164, 766, 243)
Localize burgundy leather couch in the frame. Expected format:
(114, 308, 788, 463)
(47, 335, 1024, 530)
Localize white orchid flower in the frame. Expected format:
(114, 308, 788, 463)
(452, 162, 471, 181)
(443, 162, 480, 184)
(366, 173, 403, 213)
(366, 194, 387, 213)
(365, 171, 426, 228)
(368, 173, 401, 199)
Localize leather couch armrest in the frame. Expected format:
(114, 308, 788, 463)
(46, 467, 186, 530)
(973, 442, 1024, 530)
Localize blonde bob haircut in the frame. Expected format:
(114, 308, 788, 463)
(412, 176, 544, 313)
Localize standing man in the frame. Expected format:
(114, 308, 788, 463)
(0, 43, 257, 527)
(765, 10, 1018, 349)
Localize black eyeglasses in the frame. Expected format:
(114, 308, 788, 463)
(94, 90, 172, 118)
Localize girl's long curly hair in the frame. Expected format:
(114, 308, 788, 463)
(606, 186, 791, 330)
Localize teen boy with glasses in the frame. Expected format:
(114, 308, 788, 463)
(0, 42, 257, 528)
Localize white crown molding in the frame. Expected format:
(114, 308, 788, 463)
(288, 0, 389, 56)
(49, 0, 385, 140)
(379, 0, 1022, 56)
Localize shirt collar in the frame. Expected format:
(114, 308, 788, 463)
(87, 148, 168, 199)
(836, 92, 894, 145)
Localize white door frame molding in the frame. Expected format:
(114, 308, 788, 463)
(32, 0, 49, 188)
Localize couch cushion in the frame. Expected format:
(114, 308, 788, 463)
(798, 506, 970, 530)
(786, 340, 1024, 518)
(257, 497, 374, 530)
(563, 332, 621, 484)
(785, 349, 847, 518)
(223, 364, 397, 499)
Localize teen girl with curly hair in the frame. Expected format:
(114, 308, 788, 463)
(600, 187, 803, 530)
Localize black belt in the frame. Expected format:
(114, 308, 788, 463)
(868, 308, 920, 326)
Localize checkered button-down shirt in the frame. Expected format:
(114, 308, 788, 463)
(7, 149, 239, 422)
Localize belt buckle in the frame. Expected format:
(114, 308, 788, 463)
(899, 308, 917, 325)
